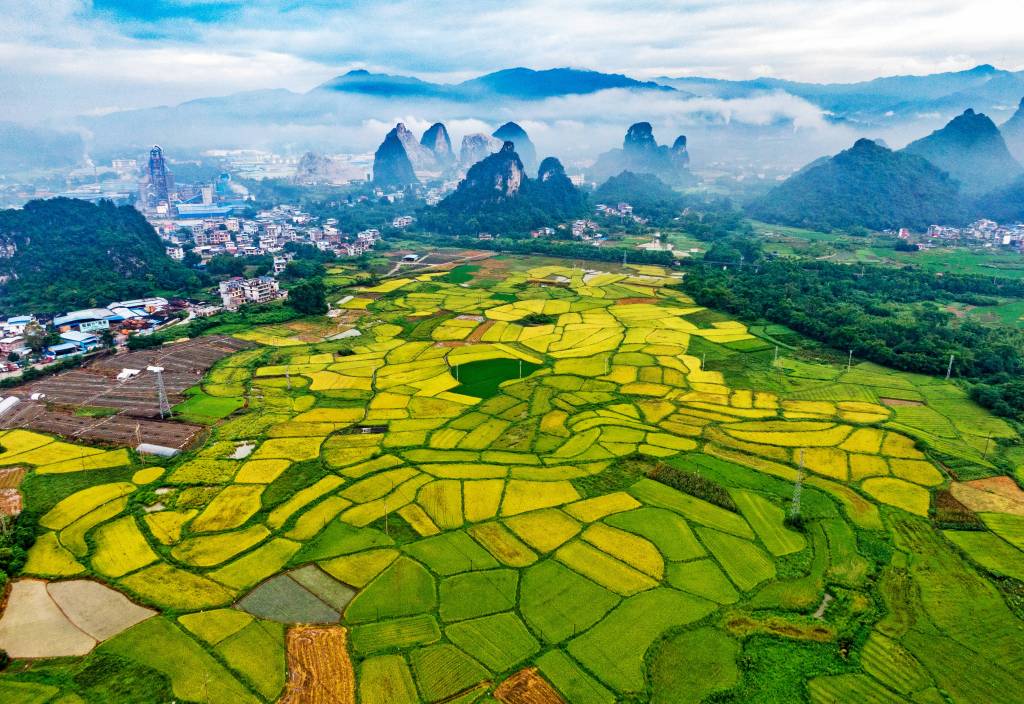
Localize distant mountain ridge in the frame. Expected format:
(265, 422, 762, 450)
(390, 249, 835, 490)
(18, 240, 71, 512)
(658, 64, 1024, 122)
(902, 109, 1022, 195)
(314, 67, 680, 100)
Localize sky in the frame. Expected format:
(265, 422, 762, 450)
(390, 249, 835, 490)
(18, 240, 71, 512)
(3, 0, 1023, 122)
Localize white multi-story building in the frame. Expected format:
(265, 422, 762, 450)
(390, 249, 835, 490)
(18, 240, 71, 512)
(218, 276, 285, 310)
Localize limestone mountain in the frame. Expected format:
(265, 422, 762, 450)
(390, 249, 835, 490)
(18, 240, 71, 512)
(902, 109, 1023, 195)
(420, 123, 455, 166)
(294, 152, 363, 184)
(670, 136, 690, 170)
(531, 156, 588, 217)
(1001, 97, 1024, 163)
(749, 138, 966, 231)
(458, 141, 527, 199)
(423, 143, 587, 234)
(394, 123, 443, 177)
(590, 122, 694, 185)
(492, 122, 538, 174)
(459, 133, 504, 168)
(372, 124, 418, 187)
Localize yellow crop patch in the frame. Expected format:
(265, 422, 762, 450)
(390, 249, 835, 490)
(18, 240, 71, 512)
(191, 485, 264, 532)
(565, 492, 641, 523)
(555, 540, 658, 595)
(91, 516, 159, 578)
(888, 458, 944, 487)
(725, 424, 853, 448)
(504, 509, 581, 552)
(839, 428, 884, 454)
(41, 482, 136, 530)
(500, 480, 579, 516)
(861, 477, 930, 516)
(171, 525, 270, 567)
(581, 523, 664, 579)
(462, 480, 505, 523)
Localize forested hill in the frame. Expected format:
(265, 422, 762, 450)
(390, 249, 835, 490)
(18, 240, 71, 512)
(748, 138, 966, 231)
(680, 259, 1024, 421)
(0, 198, 201, 313)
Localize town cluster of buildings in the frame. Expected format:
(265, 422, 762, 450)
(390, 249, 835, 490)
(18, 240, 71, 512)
(153, 204, 386, 263)
(920, 220, 1024, 248)
(595, 202, 647, 224)
(571, 219, 603, 241)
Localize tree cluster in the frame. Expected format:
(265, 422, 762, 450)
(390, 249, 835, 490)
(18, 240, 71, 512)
(680, 258, 1024, 420)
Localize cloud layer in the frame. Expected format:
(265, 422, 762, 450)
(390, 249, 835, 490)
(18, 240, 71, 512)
(2, 0, 1023, 122)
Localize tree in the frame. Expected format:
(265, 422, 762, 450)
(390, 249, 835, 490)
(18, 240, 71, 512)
(287, 279, 328, 316)
(24, 322, 55, 354)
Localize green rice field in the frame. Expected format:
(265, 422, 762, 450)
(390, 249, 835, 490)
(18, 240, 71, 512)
(1, 256, 1023, 703)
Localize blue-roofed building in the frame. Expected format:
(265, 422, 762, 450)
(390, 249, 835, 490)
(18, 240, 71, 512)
(47, 342, 83, 358)
(53, 308, 116, 331)
(58, 330, 101, 352)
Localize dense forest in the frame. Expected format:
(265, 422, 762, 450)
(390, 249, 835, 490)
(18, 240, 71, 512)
(680, 258, 1024, 420)
(0, 198, 202, 313)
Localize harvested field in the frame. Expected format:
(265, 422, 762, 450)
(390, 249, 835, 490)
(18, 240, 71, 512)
(0, 579, 96, 658)
(47, 579, 155, 640)
(0, 466, 25, 489)
(279, 625, 356, 704)
(0, 467, 25, 515)
(0, 336, 250, 450)
(494, 667, 566, 704)
(0, 400, 204, 450)
(951, 477, 1024, 516)
(0, 489, 20, 515)
(12, 336, 253, 417)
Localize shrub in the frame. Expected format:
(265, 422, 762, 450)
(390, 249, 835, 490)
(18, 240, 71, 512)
(646, 462, 738, 512)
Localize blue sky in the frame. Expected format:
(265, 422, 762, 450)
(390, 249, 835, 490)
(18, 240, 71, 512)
(2, 0, 1023, 121)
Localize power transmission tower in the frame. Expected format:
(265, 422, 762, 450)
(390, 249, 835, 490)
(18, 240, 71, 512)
(847, 350, 853, 372)
(945, 354, 955, 380)
(790, 449, 805, 519)
(147, 366, 171, 419)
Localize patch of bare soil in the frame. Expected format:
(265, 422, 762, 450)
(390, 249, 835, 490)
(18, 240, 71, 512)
(880, 398, 924, 407)
(279, 625, 355, 704)
(494, 668, 566, 704)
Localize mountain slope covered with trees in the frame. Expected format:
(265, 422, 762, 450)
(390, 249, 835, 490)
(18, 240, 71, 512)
(748, 139, 966, 231)
(0, 198, 201, 312)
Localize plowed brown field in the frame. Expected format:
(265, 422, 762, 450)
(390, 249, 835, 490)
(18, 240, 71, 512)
(279, 625, 355, 704)
(494, 667, 565, 704)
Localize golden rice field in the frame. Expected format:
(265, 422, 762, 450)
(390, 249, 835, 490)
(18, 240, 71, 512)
(2, 257, 1024, 704)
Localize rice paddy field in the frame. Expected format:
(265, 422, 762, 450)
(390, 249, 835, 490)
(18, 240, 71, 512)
(2, 256, 1024, 703)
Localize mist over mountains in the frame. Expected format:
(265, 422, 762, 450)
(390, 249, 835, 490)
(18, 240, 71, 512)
(5, 64, 1024, 178)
